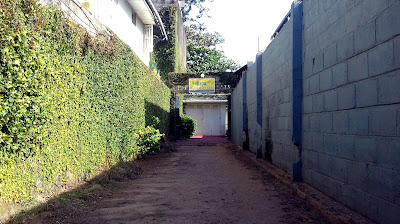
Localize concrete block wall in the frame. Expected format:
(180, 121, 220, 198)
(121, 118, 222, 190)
(302, 0, 400, 223)
(232, 0, 400, 222)
(245, 62, 259, 154)
(231, 13, 299, 174)
(231, 78, 244, 145)
(260, 16, 299, 172)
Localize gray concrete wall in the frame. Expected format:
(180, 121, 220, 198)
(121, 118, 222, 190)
(231, 0, 400, 223)
(231, 13, 299, 174)
(302, 1, 400, 223)
(231, 78, 243, 145)
(261, 17, 298, 172)
(246, 60, 259, 154)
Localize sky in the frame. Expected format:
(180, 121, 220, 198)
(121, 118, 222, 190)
(197, 0, 294, 66)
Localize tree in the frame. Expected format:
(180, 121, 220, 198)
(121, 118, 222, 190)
(182, 0, 239, 73)
(181, 0, 212, 21)
(186, 24, 239, 73)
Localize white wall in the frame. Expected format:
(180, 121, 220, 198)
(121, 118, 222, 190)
(91, 0, 149, 65)
(48, 0, 153, 65)
(185, 103, 227, 136)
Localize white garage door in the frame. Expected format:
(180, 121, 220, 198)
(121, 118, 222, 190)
(185, 103, 227, 136)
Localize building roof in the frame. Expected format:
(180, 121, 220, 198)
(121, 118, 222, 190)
(127, 0, 167, 40)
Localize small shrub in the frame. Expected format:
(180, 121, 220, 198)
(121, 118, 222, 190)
(150, 116, 160, 127)
(134, 126, 164, 157)
(180, 115, 197, 139)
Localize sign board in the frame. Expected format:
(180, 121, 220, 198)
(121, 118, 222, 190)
(189, 78, 215, 93)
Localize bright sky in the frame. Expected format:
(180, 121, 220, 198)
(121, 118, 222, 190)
(199, 0, 294, 66)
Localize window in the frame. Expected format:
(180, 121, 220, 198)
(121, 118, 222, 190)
(144, 25, 153, 52)
(132, 11, 136, 25)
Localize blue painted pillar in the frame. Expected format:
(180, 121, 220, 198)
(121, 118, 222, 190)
(242, 71, 248, 132)
(292, 1, 303, 182)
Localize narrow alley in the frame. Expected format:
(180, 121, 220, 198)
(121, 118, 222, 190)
(10, 137, 337, 224)
(1, 0, 399, 223)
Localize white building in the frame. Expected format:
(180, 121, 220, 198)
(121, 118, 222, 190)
(85, 0, 167, 65)
(43, 0, 167, 66)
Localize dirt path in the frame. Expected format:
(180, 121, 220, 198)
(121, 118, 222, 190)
(12, 137, 330, 224)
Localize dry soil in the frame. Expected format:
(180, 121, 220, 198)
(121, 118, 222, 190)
(9, 137, 331, 224)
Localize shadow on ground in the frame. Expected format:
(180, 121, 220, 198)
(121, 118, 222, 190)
(4, 137, 228, 223)
(5, 158, 143, 224)
(3, 137, 335, 224)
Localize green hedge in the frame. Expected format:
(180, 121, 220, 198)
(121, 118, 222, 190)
(180, 114, 197, 139)
(154, 4, 182, 80)
(0, 0, 170, 203)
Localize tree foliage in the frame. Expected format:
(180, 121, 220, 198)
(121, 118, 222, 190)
(186, 24, 239, 73)
(181, 0, 212, 22)
(182, 0, 239, 73)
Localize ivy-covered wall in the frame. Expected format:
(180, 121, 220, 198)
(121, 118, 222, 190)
(153, 4, 186, 80)
(0, 0, 170, 203)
